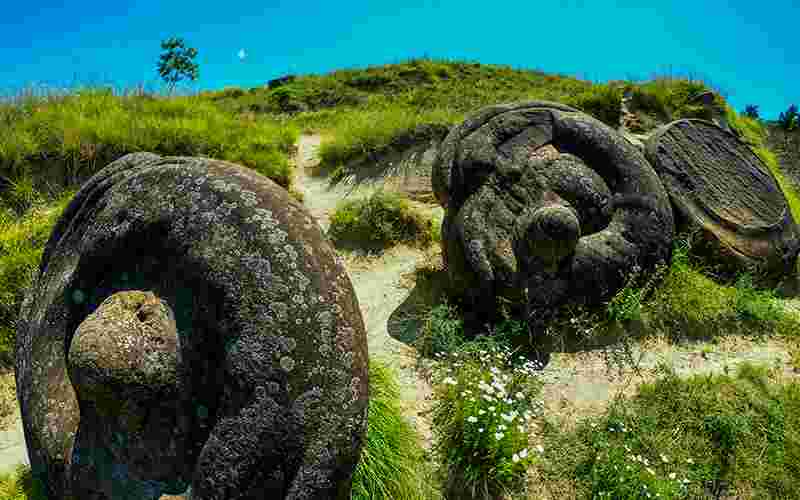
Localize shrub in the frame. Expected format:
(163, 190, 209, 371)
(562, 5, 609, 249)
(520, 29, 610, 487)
(328, 190, 434, 250)
(430, 343, 545, 500)
(778, 104, 799, 131)
(567, 84, 622, 128)
(629, 86, 670, 119)
(744, 104, 760, 119)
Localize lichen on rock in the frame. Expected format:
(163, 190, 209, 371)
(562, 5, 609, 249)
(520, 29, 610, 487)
(16, 152, 369, 500)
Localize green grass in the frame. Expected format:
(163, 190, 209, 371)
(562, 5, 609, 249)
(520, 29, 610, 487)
(414, 225, 800, 498)
(0, 191, 77, 372)
(538, 362, 800, 499)
(0, 86, 299, 196)
(565, 83, 623, 128)
(0, 464, 47, 500)
(351, 358, 439, 500)
(627, 78, 712, 122)
(328, 189, 436, 251)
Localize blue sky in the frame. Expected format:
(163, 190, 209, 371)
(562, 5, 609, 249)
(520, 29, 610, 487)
(1, 0, 797, 119)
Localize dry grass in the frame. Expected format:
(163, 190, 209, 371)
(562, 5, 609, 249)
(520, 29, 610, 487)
(0, 369, 16, 431)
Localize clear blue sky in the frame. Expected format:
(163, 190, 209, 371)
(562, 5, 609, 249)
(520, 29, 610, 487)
(1, 0, 797, 119)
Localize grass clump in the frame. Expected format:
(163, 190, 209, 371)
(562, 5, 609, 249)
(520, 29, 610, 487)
(430, 341, 546, 500)
(414, 301, 466, 358)
(0, 191, 76, 372)
(351, 358, 438, 500)
(566, 83, 623, 128)
(627, 78, 710, 122)
(316, 107, 456, 171)
(539, 362, 800, 499)
(329, 190, 435, 250)
(0, 464, 47, 500)
(635, 230, 800, 343)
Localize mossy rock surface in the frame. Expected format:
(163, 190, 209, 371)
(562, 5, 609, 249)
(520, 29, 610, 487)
(432, 101, 675, 331)
(16, 152, 368, 499)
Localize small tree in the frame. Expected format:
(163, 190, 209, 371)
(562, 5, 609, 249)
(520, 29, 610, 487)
(778, 104, 799, 131)
(743, 104, 760, 120)
(156, 37, 199, 96)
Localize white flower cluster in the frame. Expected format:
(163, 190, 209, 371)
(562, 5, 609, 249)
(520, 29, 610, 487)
(432, 343, 547, 470)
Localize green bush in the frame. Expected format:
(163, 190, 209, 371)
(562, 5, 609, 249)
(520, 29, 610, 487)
(744, 104, 760, 119)
(567, 84, 622, 128)
(430, 343, 545, 500)
(328, 190, 434, 249)
(778, 104, 799, 131)
(351, 358, 436, 500)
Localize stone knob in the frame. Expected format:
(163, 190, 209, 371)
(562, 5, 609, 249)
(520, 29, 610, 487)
(68, 290, 181, 414)
(520, 204, 581, 272)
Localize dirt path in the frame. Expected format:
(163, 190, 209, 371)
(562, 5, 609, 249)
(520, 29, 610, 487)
(539, 334, 799, 426)
(293, 134, 436, 447)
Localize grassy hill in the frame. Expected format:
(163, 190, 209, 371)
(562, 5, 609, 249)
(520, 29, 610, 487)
(2, 59, 800, 499)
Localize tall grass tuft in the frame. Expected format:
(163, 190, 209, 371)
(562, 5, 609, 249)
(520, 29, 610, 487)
(351, 358, 437, 500)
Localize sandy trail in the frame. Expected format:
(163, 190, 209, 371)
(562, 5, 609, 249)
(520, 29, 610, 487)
(293, 134, 436, 446)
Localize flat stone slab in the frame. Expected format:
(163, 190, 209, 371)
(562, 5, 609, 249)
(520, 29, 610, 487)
(645, 119, 800, 276)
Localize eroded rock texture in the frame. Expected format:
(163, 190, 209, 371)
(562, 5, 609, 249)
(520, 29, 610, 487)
(432, 101, 675, 340)
(645, 119, 800, 280)
(15, 152, 369, 500)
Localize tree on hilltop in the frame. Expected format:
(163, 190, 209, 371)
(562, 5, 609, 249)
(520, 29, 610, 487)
(743, 104, 760, 120)
(778, 104, 798, 131)
(157, 37, 199, 96)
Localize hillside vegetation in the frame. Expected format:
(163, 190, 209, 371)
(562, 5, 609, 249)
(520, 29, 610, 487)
(2, 59, 800, 499)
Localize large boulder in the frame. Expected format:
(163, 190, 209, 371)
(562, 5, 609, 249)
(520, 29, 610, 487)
(432, 101, 675, 338)
(645, 119, 800, 280)
(16, 152, 369, 499)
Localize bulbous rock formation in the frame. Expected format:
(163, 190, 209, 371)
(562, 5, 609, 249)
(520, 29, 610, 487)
(432, 101, 675, 338)
(16, 152, 369, 500)
(645, 119, 800, 280)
